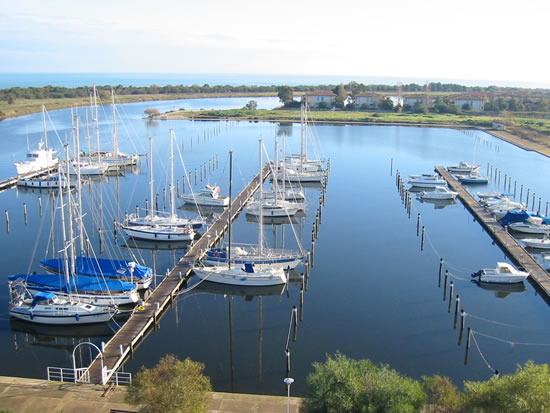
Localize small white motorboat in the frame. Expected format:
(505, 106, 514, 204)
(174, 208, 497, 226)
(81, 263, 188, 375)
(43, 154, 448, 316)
(447, 161, 480, 174)
(472, 262, 529, 284)
(418, 186, 458, 200)
(407, 174, 446, 188)
(522, 237, 550, 249)
(508, 216, 550, 235)
(457, 173, 489, 184)
(179, 184, 229, 207)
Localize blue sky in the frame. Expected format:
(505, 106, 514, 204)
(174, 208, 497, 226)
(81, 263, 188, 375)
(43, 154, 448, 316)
(1, 0, 549, 86)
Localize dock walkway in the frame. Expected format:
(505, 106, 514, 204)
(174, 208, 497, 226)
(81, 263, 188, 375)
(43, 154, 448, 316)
(87, 163, 272, 384)
(435, 166, 550, 295)
(0, 166, 58, 193)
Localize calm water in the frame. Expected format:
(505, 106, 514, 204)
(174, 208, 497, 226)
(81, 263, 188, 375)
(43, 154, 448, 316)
(1, 97, 550, 396)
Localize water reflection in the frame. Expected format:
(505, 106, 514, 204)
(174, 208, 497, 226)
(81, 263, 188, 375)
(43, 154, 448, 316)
(473, 280, 528, 298)
(417, 198, 457, 209)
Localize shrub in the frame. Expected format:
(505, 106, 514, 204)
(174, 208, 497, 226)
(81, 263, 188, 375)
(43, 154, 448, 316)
(126, 354, 212, 413)
(301, 352, 426, 413)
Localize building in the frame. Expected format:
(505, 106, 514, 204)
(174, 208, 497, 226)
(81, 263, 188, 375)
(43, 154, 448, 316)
(452, 94, 487, 111)
(355, 93, 380, 108)
(304, 91, 336, 108)
(403, 94, 429, 107)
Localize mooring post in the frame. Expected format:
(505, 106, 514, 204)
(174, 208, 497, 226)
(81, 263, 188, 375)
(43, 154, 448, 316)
(438, 258, 444, 287)
(155, 193, 159, 211)
(464, 328, 472, 365)
(443, 270, 448, 301)
(38, 196, 42, 217)
(293, 306, 298, 342)
(520, 185, 523, 203)
(458, 309, 466, 345)
(5, 210, 9, 233)
(163, 188, 166, 210)
(145, 199, 149, 215)
(194, 168, 197, 185)
(417, 213, 421, 236)
(286, 349, 291, 377)
(454, 295, 460, 328)
(23, 203, 27, 225)
(448, 281, 454, 312)
(421, 226, 425, 251)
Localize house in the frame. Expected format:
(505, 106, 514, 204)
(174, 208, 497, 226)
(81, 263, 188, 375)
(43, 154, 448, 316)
(452, 94, 487, 111)
(304, 90, 336, 108)
(355, 93, 380, 108)
(403, 94, 429, 107)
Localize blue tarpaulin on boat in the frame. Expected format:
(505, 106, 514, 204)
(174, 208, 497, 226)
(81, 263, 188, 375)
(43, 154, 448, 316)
(8, 273, 136, 294)
(500, 211, 532, 226)
(40, 256, 152, 280)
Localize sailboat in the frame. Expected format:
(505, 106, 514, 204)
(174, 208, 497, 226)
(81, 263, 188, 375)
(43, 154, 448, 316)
(9, 145, 139, 306)
(14, 105, 59, 176)
(194, 147, 290, 286)
(121, 131, 197, 241)
(246, 141, 300, 218)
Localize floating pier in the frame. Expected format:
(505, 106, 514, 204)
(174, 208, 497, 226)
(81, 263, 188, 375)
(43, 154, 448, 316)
(0, 166, 58, 193)
(88, 163, 274, 384)
(435, 166, 550, 296)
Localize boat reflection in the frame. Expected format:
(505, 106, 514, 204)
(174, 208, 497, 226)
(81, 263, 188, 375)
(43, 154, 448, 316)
(417, 198, 457, 209)
(194, 280, 286, 299)
(472, 280, 527, 298)
(122, 237, 192, 252)
(246, 214, 299, 225)
(178, 203, 224, 222)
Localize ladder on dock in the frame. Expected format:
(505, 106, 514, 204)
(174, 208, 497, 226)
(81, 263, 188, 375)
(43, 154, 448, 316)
(86, 163, 273, 384)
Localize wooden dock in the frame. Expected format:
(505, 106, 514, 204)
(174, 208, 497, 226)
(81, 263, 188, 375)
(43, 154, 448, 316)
(435, 166, 550, 296)
(87, 163, 272, 384)
(0, 166, 58, 193)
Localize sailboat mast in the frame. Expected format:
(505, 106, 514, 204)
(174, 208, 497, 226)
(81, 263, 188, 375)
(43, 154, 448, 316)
(74, 114, 84, 253)
(300, 102, 304, 171)
(93, 85, 101, 162)
(111, 88, 118, 156)
(65, 143, 76, 276)
(170, 129, 175, 218)
(85, 105, 91, 156)
(282, 133, 287, 193)
(149, 137, 154, 223)
(59, 145, 71, 290)
(42, 104, 48, 149)
(259, 140, 263, 255)
(228, 150, 233, 270)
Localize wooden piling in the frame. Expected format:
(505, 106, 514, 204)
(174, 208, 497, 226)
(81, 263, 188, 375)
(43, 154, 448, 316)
(5, 210, 9, 233)
(453, 295, 460, 328)
(448, 281, 454, 312)
(464, 328, 472, 365)
(438, 258, 444, 287)
(23, 203, 27, 225)
(421, 226, 425, 251)
(38, 197, 42, 217)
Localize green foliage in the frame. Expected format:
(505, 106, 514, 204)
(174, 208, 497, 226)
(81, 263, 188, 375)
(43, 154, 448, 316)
(301, 352, 426, 413)
(333, 84, 348, 104)
(0, 410, 16, 413)
(378, 97, 394, 111)
(144, 108, 160, 117)
(126, 354, 212, 413)
(317, 102, 329, 109)
(277, 86, 294, 105)
(463, 361, 550, 413)
(244, 100, 257, 110)
(422, 375, 464, 412)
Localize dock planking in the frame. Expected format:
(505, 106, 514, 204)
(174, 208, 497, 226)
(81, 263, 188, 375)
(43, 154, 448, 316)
(435, 166, 550, 296)
(0, 166, 58, 193)
(87, 163, 273, 384)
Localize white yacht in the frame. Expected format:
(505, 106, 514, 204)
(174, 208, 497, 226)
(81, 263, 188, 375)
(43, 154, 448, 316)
(472, 262, 529, 284)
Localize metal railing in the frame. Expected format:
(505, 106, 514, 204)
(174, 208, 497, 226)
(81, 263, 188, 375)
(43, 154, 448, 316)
(107, 371, 132, 386)
(47, 367, 90, 383)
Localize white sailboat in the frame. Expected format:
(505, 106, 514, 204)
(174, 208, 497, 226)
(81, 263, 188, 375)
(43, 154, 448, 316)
(122, 131, 196, 242)
(14, 105, 59, 176)
(195, 149, 289, 286)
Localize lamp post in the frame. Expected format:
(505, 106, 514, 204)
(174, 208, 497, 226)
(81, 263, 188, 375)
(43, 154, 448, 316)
(284, 377, 294, 413)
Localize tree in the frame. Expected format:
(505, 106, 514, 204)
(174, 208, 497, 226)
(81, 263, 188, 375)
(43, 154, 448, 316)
(126, 354, 212, 413)
(301, 352, 426, 413)
(244, 100, 257, 110)
(277, 86, 294, 105)
(422, 375, 464, 412)
(144, 108, 160, 118)
(8, 94, 15, 104)
(378, 97, 394, 111)
(333, 84, 347, 105)
(464, 361, 550, 412)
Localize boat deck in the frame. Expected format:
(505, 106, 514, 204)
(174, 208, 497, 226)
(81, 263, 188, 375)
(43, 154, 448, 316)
(435, 166, 550, 295)
(87, 163, 273, 384)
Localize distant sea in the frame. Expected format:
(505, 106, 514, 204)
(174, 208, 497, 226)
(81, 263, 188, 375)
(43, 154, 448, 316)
(0, 73, 548, 90)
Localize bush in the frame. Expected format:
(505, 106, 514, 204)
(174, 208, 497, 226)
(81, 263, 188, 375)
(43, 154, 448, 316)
(301, 352, 426, 413)
(422, 375, 464, 412)
(463, 361, 550, 412)
(126, 354, 212, 413)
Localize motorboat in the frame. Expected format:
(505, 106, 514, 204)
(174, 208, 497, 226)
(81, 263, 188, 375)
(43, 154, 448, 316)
(15, 141, 58, 175)
(418, 186, 458, 200)
(8, 291, 115, 325)
(407, 174, 446, 188)
(178, 184, 229, 207)
(456, 173, 489, 184)
(16, 174, 74, 189)
(193, 262, 288, 287)
(522, 237, 550, 249)
(472, 262, 529, 284)
(447, 161, 480, 174)
(477, 191, 503, 200)
(508, 216, 550, 235)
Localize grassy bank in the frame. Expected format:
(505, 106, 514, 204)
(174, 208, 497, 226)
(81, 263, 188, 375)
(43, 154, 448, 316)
(0, 92, 276, 120)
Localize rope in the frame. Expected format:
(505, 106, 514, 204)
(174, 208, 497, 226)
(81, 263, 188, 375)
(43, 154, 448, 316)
(472, 330, 550, 347)
(285, 307, 294, 351)
(471, 331, 497, 372)
(465, 312, 526, 329)
(446, 270, 471, 282)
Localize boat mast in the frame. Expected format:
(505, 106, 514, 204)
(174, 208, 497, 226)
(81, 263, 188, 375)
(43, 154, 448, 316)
(169, 129, 175, 218)
(228, 150, 232, 270)
(85, 104, 91, 157)
(282, 133, 286, 193)
(59, 145, 72, 292)
(93, 85, 101, 162)
(300, 102, 304, 172)
(65, 143, 76, 276)
(111, 88, 119, 156)
(259, 140, 263, 256)
(42, 104, 48, 149)
(148, 137, 154, 223)
(74, 113, 84, 254)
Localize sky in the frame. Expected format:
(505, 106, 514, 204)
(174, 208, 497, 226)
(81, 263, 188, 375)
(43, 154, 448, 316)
(1, 0, 549, 87)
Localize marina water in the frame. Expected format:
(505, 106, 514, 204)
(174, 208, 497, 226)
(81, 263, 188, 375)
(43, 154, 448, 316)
(1, 97, 550, 395)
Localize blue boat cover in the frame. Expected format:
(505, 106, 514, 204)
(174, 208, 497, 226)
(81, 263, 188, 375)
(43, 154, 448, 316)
(500, 211, 531, 226)
(8, 273, 136, 293)
(243, 262, 254, 273)
(40, 256, 152, 280)
(31, 291, 56, 306)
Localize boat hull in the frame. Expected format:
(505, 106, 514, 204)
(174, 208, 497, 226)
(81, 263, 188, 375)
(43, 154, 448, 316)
(194, 267, 287, 286)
